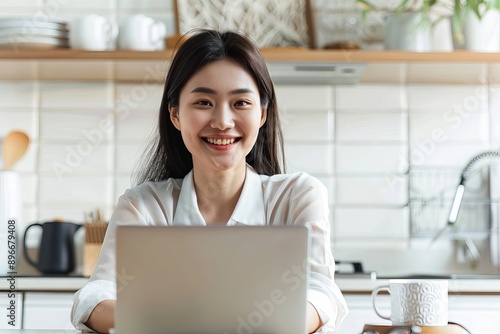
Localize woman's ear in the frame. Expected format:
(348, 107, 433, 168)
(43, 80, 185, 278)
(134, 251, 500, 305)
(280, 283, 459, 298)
(260, 107, 267, 127)
(169, 104, 181, 130)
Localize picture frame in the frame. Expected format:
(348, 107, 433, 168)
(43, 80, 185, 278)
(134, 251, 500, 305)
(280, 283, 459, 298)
(173, 0, 316, 48)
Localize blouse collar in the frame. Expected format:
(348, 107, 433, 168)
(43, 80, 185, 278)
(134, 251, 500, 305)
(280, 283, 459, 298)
(172, 165, 266, 226)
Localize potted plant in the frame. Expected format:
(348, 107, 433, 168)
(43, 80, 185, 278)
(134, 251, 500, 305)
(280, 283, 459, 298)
(357, 0, 445, 51)
(452, 0, 500, 51)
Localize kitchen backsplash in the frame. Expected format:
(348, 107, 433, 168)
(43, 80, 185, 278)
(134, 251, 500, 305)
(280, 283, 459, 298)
(2, 0, 500, 276)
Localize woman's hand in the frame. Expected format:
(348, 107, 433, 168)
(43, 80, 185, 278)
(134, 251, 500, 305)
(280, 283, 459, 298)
(85, 300, 116, 333)
(307, 302, 322, 333)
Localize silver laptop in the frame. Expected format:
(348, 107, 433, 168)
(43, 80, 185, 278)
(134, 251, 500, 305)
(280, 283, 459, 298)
(115, 225, 309, 334)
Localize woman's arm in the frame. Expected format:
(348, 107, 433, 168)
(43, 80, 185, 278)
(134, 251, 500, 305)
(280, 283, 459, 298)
(307, 302, 321, 333)
(285, 173, 349, 331)
(72, 188, 153, 331)
(85, 300, 116, 333)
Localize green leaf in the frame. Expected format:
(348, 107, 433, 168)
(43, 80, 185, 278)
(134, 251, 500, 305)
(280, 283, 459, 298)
(356, 0, 379, 11)
(395, 0, 411, 13)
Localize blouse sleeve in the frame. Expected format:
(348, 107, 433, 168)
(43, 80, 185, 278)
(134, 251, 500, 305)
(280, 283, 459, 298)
(70, 189, 149, 331)
(288, 174, 348, 332)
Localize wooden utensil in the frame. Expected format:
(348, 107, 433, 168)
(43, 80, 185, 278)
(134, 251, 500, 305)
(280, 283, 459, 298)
(2, 130, 30, 170)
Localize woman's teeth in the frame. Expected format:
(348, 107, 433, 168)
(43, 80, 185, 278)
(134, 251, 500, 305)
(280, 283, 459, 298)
(205, 138, 236, 145)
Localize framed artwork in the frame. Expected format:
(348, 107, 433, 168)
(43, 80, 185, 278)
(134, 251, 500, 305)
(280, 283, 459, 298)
(173, 0, 315, 48)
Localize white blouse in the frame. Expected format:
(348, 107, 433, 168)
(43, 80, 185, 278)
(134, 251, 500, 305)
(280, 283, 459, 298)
(71, 166, 348, 332)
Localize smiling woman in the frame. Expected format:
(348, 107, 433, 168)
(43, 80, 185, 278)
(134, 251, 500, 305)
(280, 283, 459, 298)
(70, 29, 348, 334)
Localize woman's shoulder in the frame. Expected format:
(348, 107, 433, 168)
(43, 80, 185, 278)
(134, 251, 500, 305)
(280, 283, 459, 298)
(259, 171, 326, 196)
(120, 177, 183, 202)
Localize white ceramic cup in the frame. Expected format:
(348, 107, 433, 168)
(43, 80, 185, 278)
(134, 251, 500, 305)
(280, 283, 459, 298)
(372, 279, 448, 326)
(118, 14, 166, 51)
(70, 14, 118, 50)
(0, 171, 22, 276)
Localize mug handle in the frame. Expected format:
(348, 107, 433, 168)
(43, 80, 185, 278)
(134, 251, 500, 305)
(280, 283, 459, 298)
(371, 285, 391, 320)
(149, 21, 166, 48)
(103, 22, 119, 46)
(23, 223, 42, 269)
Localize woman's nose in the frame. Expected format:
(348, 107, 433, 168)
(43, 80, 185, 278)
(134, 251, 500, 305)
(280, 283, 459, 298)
(210, 104, 234, 130)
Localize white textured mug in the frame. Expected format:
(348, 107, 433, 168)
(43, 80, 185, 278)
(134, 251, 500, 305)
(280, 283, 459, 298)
(118, 14, 166, 51)
(372, 279, 448, 326)
(70, 14, 118, 50)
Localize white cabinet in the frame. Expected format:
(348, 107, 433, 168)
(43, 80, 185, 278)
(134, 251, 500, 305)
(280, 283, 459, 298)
(0, 291, 23, 329)
(336, 294, 391, 334)
(23, 292, 75, 330)
(336, 293, 500, 334)
(447, 294, 500, 334)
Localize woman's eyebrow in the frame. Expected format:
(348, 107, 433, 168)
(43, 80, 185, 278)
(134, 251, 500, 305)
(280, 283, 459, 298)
(190, 87, 256, 95)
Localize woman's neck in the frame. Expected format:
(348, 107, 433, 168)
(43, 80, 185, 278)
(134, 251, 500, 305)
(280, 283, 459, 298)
(192, 164, 246, 224)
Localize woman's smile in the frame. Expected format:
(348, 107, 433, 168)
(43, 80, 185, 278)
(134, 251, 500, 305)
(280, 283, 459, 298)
(202, 136, 242, 151)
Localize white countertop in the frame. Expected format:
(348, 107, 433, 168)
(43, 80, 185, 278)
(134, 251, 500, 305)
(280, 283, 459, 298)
(0, 276, 89, 292)
(1, 276, 500, 294)
(336, 277, 500, 294)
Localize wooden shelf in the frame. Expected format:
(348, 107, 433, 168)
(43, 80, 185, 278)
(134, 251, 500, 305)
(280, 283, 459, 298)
(0, 49, 500, 63)
(0, 49, 173, 60)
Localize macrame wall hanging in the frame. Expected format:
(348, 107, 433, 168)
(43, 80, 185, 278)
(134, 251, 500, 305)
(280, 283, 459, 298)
(174, 0, 314, 48)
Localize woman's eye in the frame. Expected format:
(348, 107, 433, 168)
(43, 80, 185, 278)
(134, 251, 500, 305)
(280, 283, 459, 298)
(196, 100, 212, 106)
(235, 100, 250, 107)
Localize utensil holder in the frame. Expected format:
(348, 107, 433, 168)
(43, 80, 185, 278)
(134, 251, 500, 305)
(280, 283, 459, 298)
(83, 242, 102, 277)
(83, 222, 107, 277)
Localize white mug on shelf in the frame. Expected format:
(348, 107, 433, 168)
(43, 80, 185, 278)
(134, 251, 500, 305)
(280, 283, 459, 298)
(372, 279, 448, 326)
(70, 14, 118, 51)
(118, 14, 166, 51)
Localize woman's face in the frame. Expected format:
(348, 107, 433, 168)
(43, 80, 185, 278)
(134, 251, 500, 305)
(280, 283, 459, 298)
(170, 59, 267, 173)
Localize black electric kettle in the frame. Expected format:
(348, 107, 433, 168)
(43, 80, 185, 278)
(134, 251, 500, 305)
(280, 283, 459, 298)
(23, 221, 81, 275)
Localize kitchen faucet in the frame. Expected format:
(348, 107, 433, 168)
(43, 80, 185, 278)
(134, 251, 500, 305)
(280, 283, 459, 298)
(436, 151, 500, 266)
(448, 151, 500, 226)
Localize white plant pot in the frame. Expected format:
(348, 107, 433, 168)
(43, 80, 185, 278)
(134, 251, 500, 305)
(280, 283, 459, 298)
(432, 17, 454, 51)
(465, 10, 500, 52)
(384, 12, 432, 51)
(455, 10, 500, 52)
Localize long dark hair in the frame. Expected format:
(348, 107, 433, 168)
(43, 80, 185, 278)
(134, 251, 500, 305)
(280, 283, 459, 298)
(135, 29, 285, 184)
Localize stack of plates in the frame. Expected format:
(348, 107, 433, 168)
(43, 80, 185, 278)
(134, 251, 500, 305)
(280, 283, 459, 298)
(0, 17, 69, 49)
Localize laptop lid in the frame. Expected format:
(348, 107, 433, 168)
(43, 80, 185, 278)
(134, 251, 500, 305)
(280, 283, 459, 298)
(115, 225, 309, 334)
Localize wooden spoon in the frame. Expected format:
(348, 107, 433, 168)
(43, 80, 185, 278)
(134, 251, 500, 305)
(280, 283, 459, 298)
(2, 131, 30, 170)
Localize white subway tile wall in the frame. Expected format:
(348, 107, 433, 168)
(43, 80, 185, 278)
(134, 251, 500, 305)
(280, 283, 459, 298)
(1, 1, 499, 251)
(407, 63, 488, 84)
(490, 85, 500, 145)
(0, 82, 37, 107)
(39, 61, 114, 81)
(0, 61, 37, 80)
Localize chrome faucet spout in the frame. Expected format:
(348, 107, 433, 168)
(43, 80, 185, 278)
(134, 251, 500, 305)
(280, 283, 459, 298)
(448, 181, 465, 225)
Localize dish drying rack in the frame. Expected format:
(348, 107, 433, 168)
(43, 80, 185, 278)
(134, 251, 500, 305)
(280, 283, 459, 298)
(409, 167, 499, 240)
